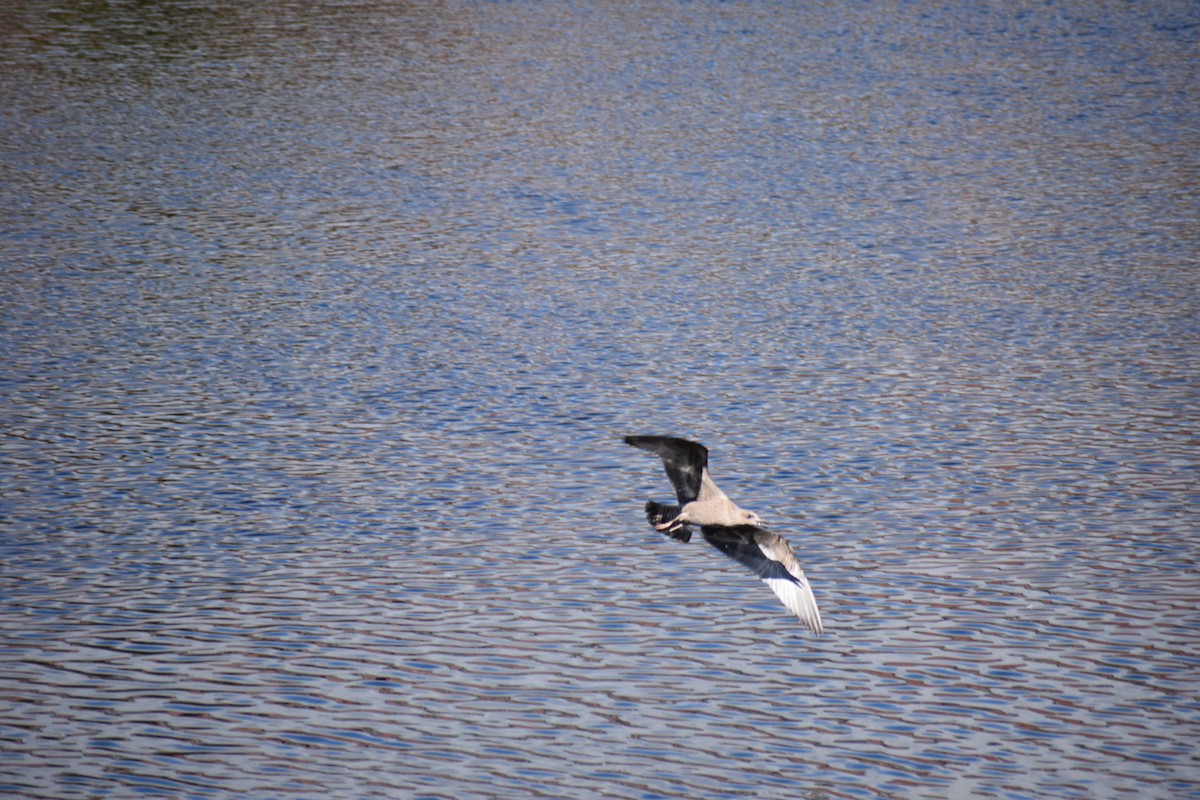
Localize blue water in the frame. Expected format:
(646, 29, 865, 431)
(2, 1, 1198, 798)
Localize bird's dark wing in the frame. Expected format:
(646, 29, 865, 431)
(623, 436, 708, 504)
(701, 526, 823, 634)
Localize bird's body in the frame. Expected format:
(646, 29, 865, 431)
(625, 435, 823, 634)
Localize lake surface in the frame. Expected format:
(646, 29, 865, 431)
(2, 1, 1198, 798)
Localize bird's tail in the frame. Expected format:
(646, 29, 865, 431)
(644, 501, 691, 543)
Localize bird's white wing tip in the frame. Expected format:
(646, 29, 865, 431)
(763, 576, 824, 635)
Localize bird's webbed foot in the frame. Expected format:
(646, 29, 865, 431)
(664, 526, 692, 543)
(655, 518, 692, 543)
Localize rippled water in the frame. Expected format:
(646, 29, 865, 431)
(2, 1, 1198, 798)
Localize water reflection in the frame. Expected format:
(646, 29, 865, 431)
(1, 1, 1198, 799)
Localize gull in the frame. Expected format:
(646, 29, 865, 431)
(624, 435, 823, 634)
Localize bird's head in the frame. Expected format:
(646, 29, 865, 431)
(742, 510, 766, 528)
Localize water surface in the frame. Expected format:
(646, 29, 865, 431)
(1, 2, 1198, 798)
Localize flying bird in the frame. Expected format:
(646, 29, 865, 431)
(624, 435, 823, 634)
